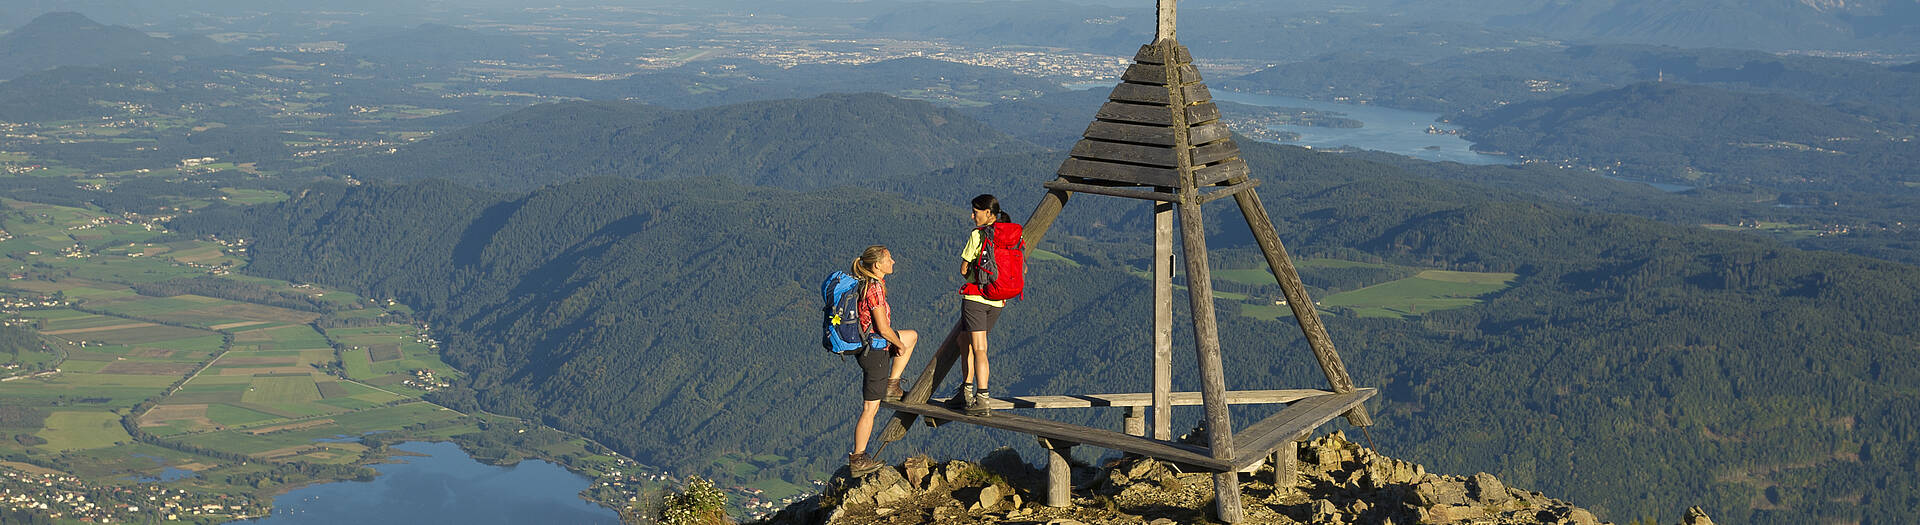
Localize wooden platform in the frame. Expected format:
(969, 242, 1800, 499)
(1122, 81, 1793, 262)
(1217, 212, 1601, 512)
(977, 388, 1335, 409)
(882, 389, 1374, 472)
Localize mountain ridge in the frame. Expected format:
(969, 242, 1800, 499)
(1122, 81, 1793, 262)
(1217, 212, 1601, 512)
(0, 12, 227, 80)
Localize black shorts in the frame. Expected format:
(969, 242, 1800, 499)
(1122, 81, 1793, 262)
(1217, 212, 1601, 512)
(960, 300, 1003, 332)
(857, 348, 892, 402)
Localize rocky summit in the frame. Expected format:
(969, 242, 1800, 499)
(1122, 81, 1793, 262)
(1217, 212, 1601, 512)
(756, 432, 1715, 525)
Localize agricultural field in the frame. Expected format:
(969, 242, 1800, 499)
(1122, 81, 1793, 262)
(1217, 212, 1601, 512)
(1209, 259, 1518, 320)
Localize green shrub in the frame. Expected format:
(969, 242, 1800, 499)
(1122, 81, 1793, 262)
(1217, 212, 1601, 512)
(660, 475, 730, 525)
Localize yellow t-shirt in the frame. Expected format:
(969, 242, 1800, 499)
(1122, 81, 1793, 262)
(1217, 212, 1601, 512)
(961, 228, 1006, 308)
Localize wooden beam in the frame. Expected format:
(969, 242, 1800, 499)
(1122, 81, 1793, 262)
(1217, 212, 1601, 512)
(1227, 389, 1374, 470)
(1153, 200, 1174, 441)
(876, 323, 968, 447)
(1232, 189, 1374, 427)
(1163, 48, 1243, 521)
(1124, 406, 1146, 437)
(976, 389, 1333, 409)
(1020, 187, 1071, 248)
(881, 401, 1232, 471)
(1042, 180, 1181, 203)
(1156, 0, 1176, 42)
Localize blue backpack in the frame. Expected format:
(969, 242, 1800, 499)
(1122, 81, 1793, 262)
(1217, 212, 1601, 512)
(821, 271, 874, 355)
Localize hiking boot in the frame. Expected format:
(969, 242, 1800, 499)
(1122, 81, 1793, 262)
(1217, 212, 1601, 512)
(884, 379, 905, 402)
(847, 452, 883, 476)
(966, 391, 992, 417)
(945, 384, 974, 409)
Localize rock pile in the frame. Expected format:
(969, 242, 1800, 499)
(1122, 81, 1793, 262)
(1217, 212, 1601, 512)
(755, 432, 1714, 525)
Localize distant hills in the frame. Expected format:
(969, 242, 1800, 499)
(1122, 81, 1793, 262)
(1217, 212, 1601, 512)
(1483, 0, 1920, 52)
(325, 93, 1044, 192)
(178, 134, 1920, 524)
(1457, 82, 1918, 191)
(341, 23, 571, 64)
(498, 57, 1064, 110)
(0, 12, 226, 81)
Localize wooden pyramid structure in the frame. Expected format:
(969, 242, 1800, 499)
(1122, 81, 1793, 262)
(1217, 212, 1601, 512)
(878, 2, 1375, 521)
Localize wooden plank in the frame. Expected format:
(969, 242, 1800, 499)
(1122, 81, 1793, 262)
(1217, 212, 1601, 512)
(982, 389, 1330, 409)
(1186, 102, 1221, 125)
(1084, 121, 1176, 146)
(1174, 64, 1203, 84)
(1108, 83, 1171, 105)
(1134, 44, 1164, 65)
(1120, 64, 1168, 85)
(1153, 200, 1174, 441)
(882, 400, 1233, 471)
(1194, 158, 1249, 186)
(1095, 101, 1174, 126)
(1043, 180, 1182, 203)
(1232, 190, 1374, 427)
(1184, 84, 1213, 104)
(1198, 179, 1258, 204)
(1192, 140, 1240, 166)
(1057, 158, 1181, 187)
(1229, 390, 1375, 470)
(1187, 121, 1230, 145)
(1124, 406, 1146, 437)
(1071, 140, 1178, 168)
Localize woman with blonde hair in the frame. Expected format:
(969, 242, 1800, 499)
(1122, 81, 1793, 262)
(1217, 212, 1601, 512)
(845, 245, 917, 475)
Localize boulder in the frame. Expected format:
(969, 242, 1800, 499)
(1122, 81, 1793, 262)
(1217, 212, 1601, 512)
(1411, 477, 1471, 507)
(1684, 506, 1716, 525)
(1470, 472, 1512, 504)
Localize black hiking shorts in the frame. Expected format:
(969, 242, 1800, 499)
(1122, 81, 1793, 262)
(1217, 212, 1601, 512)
(960, 299, 1004, 333)
(857, 348, 892, 401)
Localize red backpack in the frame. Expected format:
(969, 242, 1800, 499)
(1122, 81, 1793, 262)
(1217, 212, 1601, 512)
(961, 222, 1025, 301)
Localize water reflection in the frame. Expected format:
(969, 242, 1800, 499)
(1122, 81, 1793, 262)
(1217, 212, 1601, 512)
(246, 442, 619, 525)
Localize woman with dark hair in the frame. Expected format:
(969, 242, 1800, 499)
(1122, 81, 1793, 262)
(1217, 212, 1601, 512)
(846, 245, 917, 475)
(948, 194, 1013, 416)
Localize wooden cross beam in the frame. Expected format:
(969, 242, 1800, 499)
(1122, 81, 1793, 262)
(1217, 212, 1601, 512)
(1157, 0, 1176, 42)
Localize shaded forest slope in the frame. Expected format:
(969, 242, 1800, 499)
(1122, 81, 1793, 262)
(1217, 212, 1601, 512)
(174, 133, 1920, 525)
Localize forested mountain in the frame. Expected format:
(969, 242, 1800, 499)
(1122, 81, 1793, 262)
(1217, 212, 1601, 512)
(498, 57, 1063, 110)
(0, 12, 226, 80)
(1482, 0, 1920, 51)
(175, 136, 1920, 524)
(324, 94, 1045, 191)
(1456, 82, 1920, 191)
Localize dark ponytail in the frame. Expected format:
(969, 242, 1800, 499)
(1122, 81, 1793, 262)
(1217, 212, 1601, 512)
(972, 194, 1010, 224)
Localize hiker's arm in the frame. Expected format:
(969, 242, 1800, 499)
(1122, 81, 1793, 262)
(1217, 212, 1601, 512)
(870, 302, 909, 352)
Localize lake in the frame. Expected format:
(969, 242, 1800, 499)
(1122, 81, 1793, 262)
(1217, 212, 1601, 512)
(1064, 83, 1511, 165)
(245, 441, 621, 525)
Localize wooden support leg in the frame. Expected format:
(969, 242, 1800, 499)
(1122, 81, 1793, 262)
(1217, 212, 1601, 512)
(1152, 199, 1174, 441)
(1230, 189, 1373, 427)
(1124, 406, 1145, 437)
(1272, 440, 1298, 492)
(1039, 437, 1075, 507)
(1176, 200, 1243, 523)
(1021, 187, 1072, 247)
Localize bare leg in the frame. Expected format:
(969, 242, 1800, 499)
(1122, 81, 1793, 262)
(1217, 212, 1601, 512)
(854, 399, 881, 453)
(888, 330, 919, 379)
(969, 330, 990, 391)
